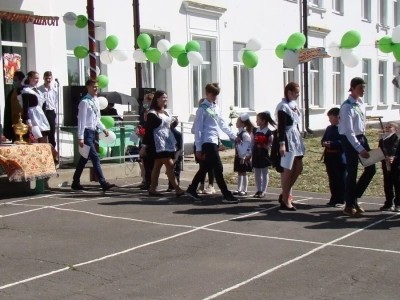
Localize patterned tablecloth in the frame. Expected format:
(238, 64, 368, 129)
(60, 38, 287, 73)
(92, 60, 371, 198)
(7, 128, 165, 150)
(0, 144, 57, 182)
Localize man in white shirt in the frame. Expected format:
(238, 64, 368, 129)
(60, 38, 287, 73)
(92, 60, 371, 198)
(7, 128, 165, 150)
(339, 77, 376, 216)
(186, 83, 240, 204)
(38, 71, 58, 148)
(71, 78, 115, 192)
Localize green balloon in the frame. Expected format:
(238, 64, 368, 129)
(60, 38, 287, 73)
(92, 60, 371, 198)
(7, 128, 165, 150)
(341, 30, 361, 49)
(185, 41, 200, 52)
(145, 47, 161, 63)
(105, 35, 119, 50)
(137, 33, 151, 50)
(75, 15, 88, 28)
(275, 43, 286, 59)
(169, 44, 186, 59)
(378, 36, 393, 53)
(97, 75, 109, 89)
(177, 53, 189, 67)
(100, 116, 115, 129)
(99, 146, 107, 159)
(393, 44, 400, 61)
(74, 46, 89, 59)
(242, 50, 258, 68)
(286, 33, 306, 50)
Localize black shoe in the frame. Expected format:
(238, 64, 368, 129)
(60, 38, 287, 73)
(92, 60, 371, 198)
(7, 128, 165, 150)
(254, 191, 261, 198)
(71, 183, 86, 191)
(278, 194, 283, 204)
(280, 203, 296, 211)
(166, 188, 173, 192)
(326, 202, 335, 207)
(135, 183, 146, 189)
(102, 183, 116, 192)
(185, 188, 202, 201)
(140, 184, 150, 190)
(380, 205, 393, 211)
(222, 194, 239, 204)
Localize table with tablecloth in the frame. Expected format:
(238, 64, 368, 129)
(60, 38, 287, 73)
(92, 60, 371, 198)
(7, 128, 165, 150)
(0, 144, 57, 182)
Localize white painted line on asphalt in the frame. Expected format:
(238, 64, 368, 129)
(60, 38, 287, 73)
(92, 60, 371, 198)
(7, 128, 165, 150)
(0, 207, 46, 218)
(2, 194, 59, 204)
(202, 212, 400, 300)
(331, 244, 400, 255)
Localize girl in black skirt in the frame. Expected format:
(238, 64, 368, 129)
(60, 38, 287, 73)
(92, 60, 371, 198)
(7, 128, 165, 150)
(233, 113, 254, 196)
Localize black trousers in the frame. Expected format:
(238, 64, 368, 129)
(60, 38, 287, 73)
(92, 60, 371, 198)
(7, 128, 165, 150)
(188, 143, 231, 197)
(325, 157, 346, 204)
(143, 156, 154, 186)
(382, 164, 400, 206)
(45, 109, 56, 148)
(341, 134, 376, 208)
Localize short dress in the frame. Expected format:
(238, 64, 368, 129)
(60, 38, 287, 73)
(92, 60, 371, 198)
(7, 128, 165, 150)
(233, 129, 252, 172)
(252, 127, 273, 169)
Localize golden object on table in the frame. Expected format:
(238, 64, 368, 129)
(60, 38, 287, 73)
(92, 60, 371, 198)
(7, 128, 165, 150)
(12, 113, 28, 144)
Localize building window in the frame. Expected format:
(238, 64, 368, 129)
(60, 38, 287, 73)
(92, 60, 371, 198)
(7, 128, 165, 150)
(310, 0, 322, 7)
(233, 43, 251, 109)
(378, 0, 387, 25)
(283, 62, 295, 90)
(362, 59, 371, 105)
(192, 39, 212, 108)
(393, 63, 400, 103)
(395, 0, 399, 26)
(378, 60, 387, 104)
(332, 58, 343, 105)
(361, 0, 371, 21)
(309, 59, 321, 107)
(332, 0, 343, 13)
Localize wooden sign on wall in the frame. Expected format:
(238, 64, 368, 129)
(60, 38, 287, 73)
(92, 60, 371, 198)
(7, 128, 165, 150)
(0, 11, 59, 26)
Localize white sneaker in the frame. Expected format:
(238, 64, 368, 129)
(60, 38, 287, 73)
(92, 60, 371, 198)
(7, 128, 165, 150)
(205, 185, 216, 194)
(197, 185, 205, 194)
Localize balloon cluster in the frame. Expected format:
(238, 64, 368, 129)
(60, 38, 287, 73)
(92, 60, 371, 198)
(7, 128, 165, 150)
(327, 30, 361, 68)
(377, 26, 400, 61)
(133, 33, 203, 69)
(275, 32, 306, 69)
(97, 97, 117, 147)
(100, 35, 129, 65)
(236, 38, 262, 69)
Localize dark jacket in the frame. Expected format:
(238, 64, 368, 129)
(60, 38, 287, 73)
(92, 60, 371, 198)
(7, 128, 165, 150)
(321, 125, 344, 163)
(379, 134, 400, 169)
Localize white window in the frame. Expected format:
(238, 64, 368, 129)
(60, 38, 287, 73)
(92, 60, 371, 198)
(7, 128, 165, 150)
(310, 0, 322, 7)
(332, 0, 343, 13)
(395, 0, 399, 26)
(378, 60, 387, 104)
(192, 39, 212, 108)
(309, 59, 321, 107)
(362, 59, 371, 105)
(233, 43, 251, 109)
(378, 0, 387, 25)
(332, 58, 343, 105)
(283, 62, 295, 90)
(361, 0, 371, 20)
(393, 63, 400, 103)
(141, 33, 167, 90)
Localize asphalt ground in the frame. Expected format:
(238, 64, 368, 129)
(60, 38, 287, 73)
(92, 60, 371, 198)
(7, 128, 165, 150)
(0, 177, 399, 300)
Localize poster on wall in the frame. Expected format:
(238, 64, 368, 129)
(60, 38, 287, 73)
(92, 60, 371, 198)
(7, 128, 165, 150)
(3, 53, 21, 84)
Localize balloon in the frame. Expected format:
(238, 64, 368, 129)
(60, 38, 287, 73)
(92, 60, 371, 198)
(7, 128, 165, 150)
(99, 146, 107, 159)
(133, 49, 147, 63)
(159, 52, 173, 69)
(169, 44, 186, 58)
(242, 50, 258, 68)
(106, 35, 119, 50)
(137, 33, 151, 50)
(378, 36, 393, 53)
(341, 49, 360, 67)
(98, 96, 108, 110)
(177, 53, 189, 67)
(145, 47, 161, 63)
(185, 41, 200, 52)
(157, 39, 171, 52)
(286, 32, 306, 50)
(393, 44, 400, 61)
(275, 43, 286, 59)
(283, 50, 299, 69)
(63, 12, 77, 26)
(86, 65, 101, 77)
(246, 38, 262, 51)
(100, 116, 115, 129)
(237, 48, 246, 62)
(100, 50, 113, 64)
(111, 50, 128, 61)
(340, 30, 361, 49)
(95, 27, 107, 41)
(392, 25, 400, 43)
(99, 131, 116, 144)
(97, 75, 109, 89)
(187, 51, 203, 66)
(327, 41, 342, 57)
(75, 15, 88, 28)
(74, 46, 89, 59)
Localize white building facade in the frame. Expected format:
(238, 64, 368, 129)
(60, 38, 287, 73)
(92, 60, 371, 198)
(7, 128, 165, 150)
(0, 0, 399, 156)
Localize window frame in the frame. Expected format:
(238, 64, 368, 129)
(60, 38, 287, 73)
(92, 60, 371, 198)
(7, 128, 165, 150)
(233, 42, 251, 109)
(393, 62, 400, 104)
(361, 0, 371, 21)
(332, 0, 343, 13)
(309, 59, 322, 107)
(378, 0, 388, 25)
(378, 60, 387, 104)
(310, 0, 323, 7)
(395, 0, 399, 26)
(362, 59, 371, 105)
(332, 57, 343, 105)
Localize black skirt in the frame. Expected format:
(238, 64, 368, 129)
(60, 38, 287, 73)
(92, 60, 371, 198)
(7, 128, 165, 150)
(155, 151, 175, 159)
(234, 156, 252, 173)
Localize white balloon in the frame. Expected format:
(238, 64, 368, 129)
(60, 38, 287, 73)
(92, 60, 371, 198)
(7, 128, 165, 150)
(133, 49, 147, 63)
(327, 41, 342, 57)
(99, 131, 116, 144)
(86, 66, 100, 77)
(111, 50, 128, 61)
(98, 96, 108, 110)
(157, 39, 171, 53)
(187, 51, 203, 66)
(100, 50, 113, 64)
(341, 49, 360, 68)
(283, 50, 299, 69)
(63, 12, 77, 26)
(392, 25, 400, 43)
(237, 48, 246, 63)
(246, 38, 262, 52)
(159, 52, 173, 69)
(95, 27, 107, 41)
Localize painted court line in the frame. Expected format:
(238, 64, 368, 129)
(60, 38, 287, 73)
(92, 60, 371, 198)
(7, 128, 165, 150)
(202, 212, 400, 300)
(2, 194, 59, 204)
(331, 244, 400, 255)
(0, 207, 46, 218)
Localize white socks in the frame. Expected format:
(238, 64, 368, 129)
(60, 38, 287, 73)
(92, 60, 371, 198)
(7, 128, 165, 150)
(237, 175, 249, 192)
(255, 168, 269, 193)
(237, 175, 243, 191)
(243, 175, 248, 192)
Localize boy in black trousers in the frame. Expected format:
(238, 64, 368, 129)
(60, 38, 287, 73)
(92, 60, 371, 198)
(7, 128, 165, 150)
(379, 121, 400, 212)
(167, 118, 183, 191)
(321, 108, 346, 207)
